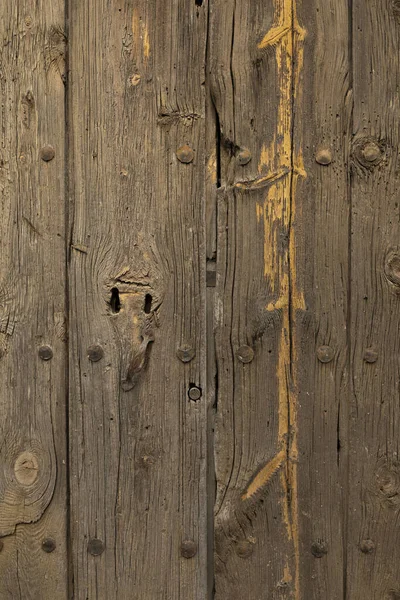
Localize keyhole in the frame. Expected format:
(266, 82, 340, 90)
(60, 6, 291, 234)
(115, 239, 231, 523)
(110, 287, 121, 313)
(144, 293, 152, 314)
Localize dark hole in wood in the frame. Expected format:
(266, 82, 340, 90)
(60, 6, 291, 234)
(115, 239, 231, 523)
(110, 287, 121, 313)
(144, 293, 152, 314)
(195, 0, 203, 5)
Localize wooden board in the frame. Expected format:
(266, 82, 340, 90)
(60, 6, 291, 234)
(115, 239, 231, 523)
(0, 0, 68, 597)
(210, 0, 305, 595)
(1, 0, 400, 597)
(210, 0, 351, 597)
(294, 0, 352, 598)
(347, 1, 400, 598)
(68, 0, 208, 596)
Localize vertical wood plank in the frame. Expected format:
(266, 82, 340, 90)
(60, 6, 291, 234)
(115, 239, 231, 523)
(68, 0, 208, 597)
(210, 0, 303, 595)
(210, 0, 351, 597)
(294, 0, 351, 598)
(0, 1, 68, 597)
(348, 1, 400, 597)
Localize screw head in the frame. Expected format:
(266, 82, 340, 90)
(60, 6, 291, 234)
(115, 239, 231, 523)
(88, 538, 105, 556)
(237, 148, 252, 166)
(42, 538, 56, 553)
(40, 145, 55, 162)
(38, 345, 53, 361)
(315, 148, 332, 165)
(176, 144, 194, 164)
(237, 345, 254, 364)
(181, 539, 197, 558)
(177, 345, 195, 363)
(235, 540, 253, 558)
(317, 345, 335, 363)
(364, 348, 378, 363)
(360, 539, 375, 554)
(188, 386, 202, 401)
(88, 344, 104, 362)
(311, 540, 328, 558)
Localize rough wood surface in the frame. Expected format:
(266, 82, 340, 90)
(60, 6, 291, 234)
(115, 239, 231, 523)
(210, 0, 305, 595)
(1, 0, 400, 597)
(294, 0, 351, 598)
(347, 1, 400, 598)
(0, 0, 68, 597)
(68, 0, 208, 596)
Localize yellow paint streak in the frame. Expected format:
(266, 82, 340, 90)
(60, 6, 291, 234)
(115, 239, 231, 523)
(258, 144, 270, 172)
(143, 25, 150, 58)
(132, 9, 150, 60)
(254, 1, 306, 598)
(256, 203, 263, 223)
(207, 150, 217, 185)
(283, 563, 293, 584)
(242, 449, 286, 500)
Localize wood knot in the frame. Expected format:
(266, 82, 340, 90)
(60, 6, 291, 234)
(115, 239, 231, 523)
(384, 250, 400, 291)
(352, 137, 385, 171)
(375, 458, 400, 507)
(14, 451, 39, 486)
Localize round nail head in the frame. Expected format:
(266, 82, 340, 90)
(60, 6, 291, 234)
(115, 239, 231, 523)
(364, 348, 378, 363)
(42, 538, 56, 553)
(311, 540, 328, 558)
(177, 345, 196, 363)
(88, 345, 104, 362)
(88, 538, 105, 556)
(235, 540, 253, 559)
(361, 141, 381, 163)
(237, 345, 254, 364)
(181, 539, 197, 558)
(360, 539, 375, 554)
(40, 145, 55, 162)
(316, 148, 332, 165)
(317, 345, 334, 363)
(176, 144, 194, 164)
(188, 386, 201, 401)
(238, 148, 252, 166)
(39, 345, 53, 361)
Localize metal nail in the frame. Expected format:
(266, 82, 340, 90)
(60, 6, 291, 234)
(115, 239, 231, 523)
(38, 345, 53, 361)
(88, 345, 104, 362)
(188, 386, 201, 401)
(181, 539, 197, 558)
(176, 145, 194, 164)
(88, 538, 105, 556)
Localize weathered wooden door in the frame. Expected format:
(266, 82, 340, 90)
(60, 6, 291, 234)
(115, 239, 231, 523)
(1, 0, 400, 597)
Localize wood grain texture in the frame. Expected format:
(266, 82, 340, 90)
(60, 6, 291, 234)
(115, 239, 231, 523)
(210, 0, 304, 595)
(68, 0, 208, 597)
(294, 0, 352, 598)
(0, 0, 68, 597)
(210, 0, 352, 596)
(347, 0, 400, 597)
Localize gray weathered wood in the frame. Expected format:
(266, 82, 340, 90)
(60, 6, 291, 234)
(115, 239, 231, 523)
(347, 1, 400, 597)
(68, 0, 208, 596)
(0, 1, 68, 597)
